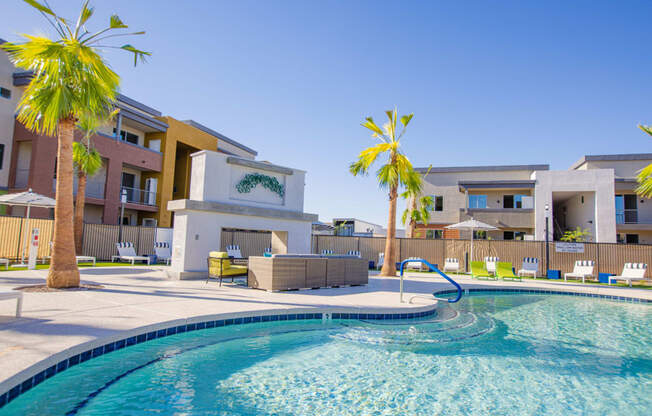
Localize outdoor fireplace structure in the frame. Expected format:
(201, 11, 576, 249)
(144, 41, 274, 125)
(167, 150, 318, 279)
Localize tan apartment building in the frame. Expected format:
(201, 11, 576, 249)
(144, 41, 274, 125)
(412, 154, 652, 244)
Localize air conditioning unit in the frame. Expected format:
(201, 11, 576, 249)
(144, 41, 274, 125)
(142, 218, 157, 227)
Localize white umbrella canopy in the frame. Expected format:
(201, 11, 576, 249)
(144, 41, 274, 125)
(0, 189, 56, 264)
(0, 189, 56, 208)
(446, 218, 498, 272)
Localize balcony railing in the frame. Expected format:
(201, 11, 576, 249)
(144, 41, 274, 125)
(52, 179, 105, 199)
(616, 209, 638, 224)
(120, 186, 156, 206)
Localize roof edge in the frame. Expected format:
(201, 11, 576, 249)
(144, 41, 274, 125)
(416, 164, 549, 173)
(181, 120, 257, 156)
(570, 153, 652, 170)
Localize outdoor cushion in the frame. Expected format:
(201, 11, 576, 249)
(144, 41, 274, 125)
(208, 251, 248, 276)
(496, 262, 521, 281)
(471, 261, 493, 279)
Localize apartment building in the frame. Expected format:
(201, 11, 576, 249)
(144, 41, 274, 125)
(332, 218, 387, 237)
(0, 45, 257, 227)
(0, 39, 20, 193)
(413, 153, 652, 244)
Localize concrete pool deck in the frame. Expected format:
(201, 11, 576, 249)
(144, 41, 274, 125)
(0, 267, 651, 396)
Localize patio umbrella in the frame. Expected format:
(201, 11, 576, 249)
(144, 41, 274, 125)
(445, 218, 498, 271)
(0, 189, 56, 264)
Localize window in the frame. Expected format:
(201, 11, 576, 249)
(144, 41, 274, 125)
(0, 87, 10, 99)
(473, 230, 487, 239)
(0, 144, 4, 170)
(433, 196, 443, 211)
(503, 195, 514, 209)
(504, 194, 528, 209)
(426, 229, 443, 239)
(469, 195, 487, 209)
(626, 234, 639, 244)
(113, 128, 139, 145)
(616, 194, 638, 224)
(503, 231, 526, 240)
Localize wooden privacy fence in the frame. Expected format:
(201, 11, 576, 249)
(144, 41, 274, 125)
(310, 235, 652, 277)
(0, 216, 166, 261)
(220, 230, 272, 258)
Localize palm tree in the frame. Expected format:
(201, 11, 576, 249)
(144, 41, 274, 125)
(2, 0, 148, 288)
(402, 194, 434, 238)
(350, 108, 422, 276)
(73, 113, 106, 253)
(401, 166, 433, 238)
(636, 124, 652, 198)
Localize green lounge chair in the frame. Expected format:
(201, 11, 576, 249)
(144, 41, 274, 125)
(471, 261, 493, 280)
(496, 261, 521, 281)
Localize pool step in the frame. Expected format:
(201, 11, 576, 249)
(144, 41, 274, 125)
(334, 309, 495, 346)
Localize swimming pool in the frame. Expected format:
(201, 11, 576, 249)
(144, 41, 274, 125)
(1, 292, 650, 415)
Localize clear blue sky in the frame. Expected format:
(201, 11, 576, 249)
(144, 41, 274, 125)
(4, 0, 652, 226)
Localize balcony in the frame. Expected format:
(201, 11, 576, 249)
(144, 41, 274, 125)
(616, 209, 638, 224)
(120, 186, 157, 207)
(460, 208, 534, 229)
(616, 209, 652, 230)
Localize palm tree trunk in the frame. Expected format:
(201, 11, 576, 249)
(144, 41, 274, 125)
(47, 118, 80, 288)
(74, 171, 87, 254)
(407, 196, 417, 238)
(380, 185, 398, 277)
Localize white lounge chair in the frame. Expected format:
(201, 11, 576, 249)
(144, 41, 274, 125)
(226, 245, 243, 258)
(518, 257, 539, 278)
(0, 258, 8, 270)
(112, 242, 150, 265)
(0, 290, 23, 317)
(404, 257, 425, 271)
(443, 258, 460, 273)
(564, 260, 595, 283)
(485, 257, 499, 275)
(321, 249, 334, 256)
(377, 252, 384, 269)
(154, 242, 171, 265)
(609, 263, 648, 287)
(46, 242, 96, 266)
(347, 250, 361, 258)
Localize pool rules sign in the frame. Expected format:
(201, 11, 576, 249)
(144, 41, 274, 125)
(555, 242, 585, 253)
(28, 228, 40, 270)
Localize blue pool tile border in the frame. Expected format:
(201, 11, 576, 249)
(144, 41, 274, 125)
(0, 307, 437, 408)
(2, 287, 650, 409)
(434, 287, 652, 303)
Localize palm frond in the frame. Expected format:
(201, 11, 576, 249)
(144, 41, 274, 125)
(636, 163, 652, 198)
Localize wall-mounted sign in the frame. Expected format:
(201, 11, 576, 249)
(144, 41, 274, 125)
(235, 173, 285, 198)
(555, 242, 585, 253)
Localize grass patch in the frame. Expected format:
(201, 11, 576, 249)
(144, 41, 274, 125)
(0, 261, 156, 272)
(401, 269, 652, 290)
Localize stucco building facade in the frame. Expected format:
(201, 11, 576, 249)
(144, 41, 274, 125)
(412, 154, 652, 244)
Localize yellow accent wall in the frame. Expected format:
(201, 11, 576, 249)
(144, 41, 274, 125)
(144, 117, 219, 227)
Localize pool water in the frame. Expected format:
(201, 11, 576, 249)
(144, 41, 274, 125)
(2, 293, 651, 415)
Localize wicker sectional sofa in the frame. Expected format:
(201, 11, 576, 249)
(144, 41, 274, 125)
(248, 254, 368, 291)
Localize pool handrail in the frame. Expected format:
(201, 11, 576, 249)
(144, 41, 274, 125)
(399, 258, 463, 303)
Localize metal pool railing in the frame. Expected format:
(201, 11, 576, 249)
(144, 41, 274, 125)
(399, 258, 463, 304)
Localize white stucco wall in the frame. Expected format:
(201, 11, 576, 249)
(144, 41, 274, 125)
(533, 169, 616, 243)
(189, 151, 306, 212)
(560, 193, 596, 241)
(170, 209, 312, 278)
(0, 50, 20, 189)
